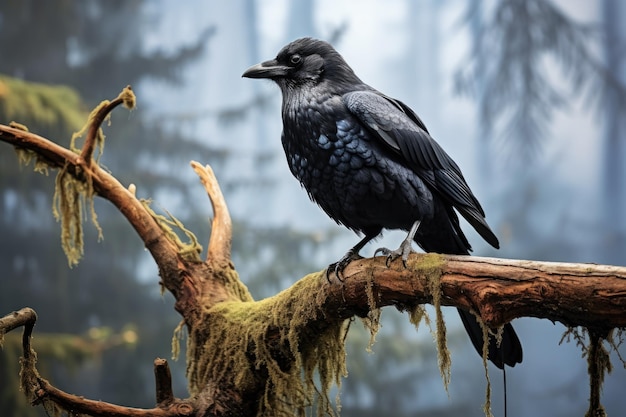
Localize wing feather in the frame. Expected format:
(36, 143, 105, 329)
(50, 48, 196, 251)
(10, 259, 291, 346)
(344, 90, 499, 249)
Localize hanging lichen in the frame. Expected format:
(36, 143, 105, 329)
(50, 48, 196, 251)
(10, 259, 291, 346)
(406, 253, 451, 392)
(361, 271, 381, 352)
(14, 148, 50, 176)
(606, 328, 626, 368)
(10, 122, 51, 176)
(140, 199, 203, 262)
(560, 326, 626, 417)
(187, 271, 347, 417)
(12, 110, 104, 267)
(23, 87, 135, 267)
(171, 320, 186, 361)
(51, 158, 105, 267)
(50, 162, 100, 266)
(480, 321, 493, 417)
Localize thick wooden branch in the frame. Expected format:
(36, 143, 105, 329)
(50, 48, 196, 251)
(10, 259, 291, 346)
(334, 255, 626, 330)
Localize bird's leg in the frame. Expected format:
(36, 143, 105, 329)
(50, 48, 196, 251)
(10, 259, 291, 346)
(327, 232, 378, 282)
(374, 220, 421, 267)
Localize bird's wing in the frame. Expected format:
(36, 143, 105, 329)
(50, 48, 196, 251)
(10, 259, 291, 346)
(343, 90, 499, 249)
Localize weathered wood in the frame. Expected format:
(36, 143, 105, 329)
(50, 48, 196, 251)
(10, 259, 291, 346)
(331, 255, 626, 330)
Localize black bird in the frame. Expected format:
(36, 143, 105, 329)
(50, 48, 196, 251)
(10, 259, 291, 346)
(243, 37, 522, 369)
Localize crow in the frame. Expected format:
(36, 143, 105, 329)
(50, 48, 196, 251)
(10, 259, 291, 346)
(243, 37, 522, 369)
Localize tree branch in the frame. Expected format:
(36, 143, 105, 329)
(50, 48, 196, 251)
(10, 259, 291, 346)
(0, 310, 194, 417)
(0, 308, 37, 357)
(79, 85, 135, 162)
(0, 123, 180, 269)
(190, 161, 232, 264)
(34, 378, 195, 417)
(0, 118, 201, 319)
(332, 255, 626, 329)
(154, 358, 175, 406)
(0, 308, 37, 340)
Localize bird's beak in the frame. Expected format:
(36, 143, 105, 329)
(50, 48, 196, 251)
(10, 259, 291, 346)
(242, 59, 289, 79)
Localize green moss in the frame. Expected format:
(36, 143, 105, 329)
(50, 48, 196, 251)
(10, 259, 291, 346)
(19, 349, 67, 417)
(187, 271, 347, 417)
(9, 121, 29, 132)
(211, 263, 254, 303)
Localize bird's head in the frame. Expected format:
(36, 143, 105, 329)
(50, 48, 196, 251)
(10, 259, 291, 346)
(242, 37, 362, 92)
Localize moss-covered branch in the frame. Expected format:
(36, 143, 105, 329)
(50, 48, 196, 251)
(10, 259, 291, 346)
(2, 88, 625, 417)
(333, 254, 626, 329)
(0, 100, 205, 320)
(177, 252, 626, 416)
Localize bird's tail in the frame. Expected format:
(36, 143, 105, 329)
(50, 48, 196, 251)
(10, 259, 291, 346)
(457, 309, 522, 369)
(415, 204, 522, 368)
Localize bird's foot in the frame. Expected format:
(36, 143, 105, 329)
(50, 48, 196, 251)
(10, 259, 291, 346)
(374, 238, 415, 267)
(375, 220, 420, 267)
(326, 250, 363, 283)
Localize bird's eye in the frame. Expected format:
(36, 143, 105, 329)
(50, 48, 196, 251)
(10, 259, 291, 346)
(289, 54, 302, 66)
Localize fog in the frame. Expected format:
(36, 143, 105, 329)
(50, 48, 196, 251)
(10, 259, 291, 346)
(1, 1, 625, 416)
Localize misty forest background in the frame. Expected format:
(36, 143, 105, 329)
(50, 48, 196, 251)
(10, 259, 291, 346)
(1, 1, 626, 416)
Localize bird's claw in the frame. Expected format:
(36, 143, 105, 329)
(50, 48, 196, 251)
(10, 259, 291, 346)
(326, 251, 363, 283)
(374, 240, 415, 267)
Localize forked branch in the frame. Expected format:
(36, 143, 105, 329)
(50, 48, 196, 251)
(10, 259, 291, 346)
(190, 161, 232, 264)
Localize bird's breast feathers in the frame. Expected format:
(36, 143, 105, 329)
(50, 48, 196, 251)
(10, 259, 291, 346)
(280, 96, 433, 230)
